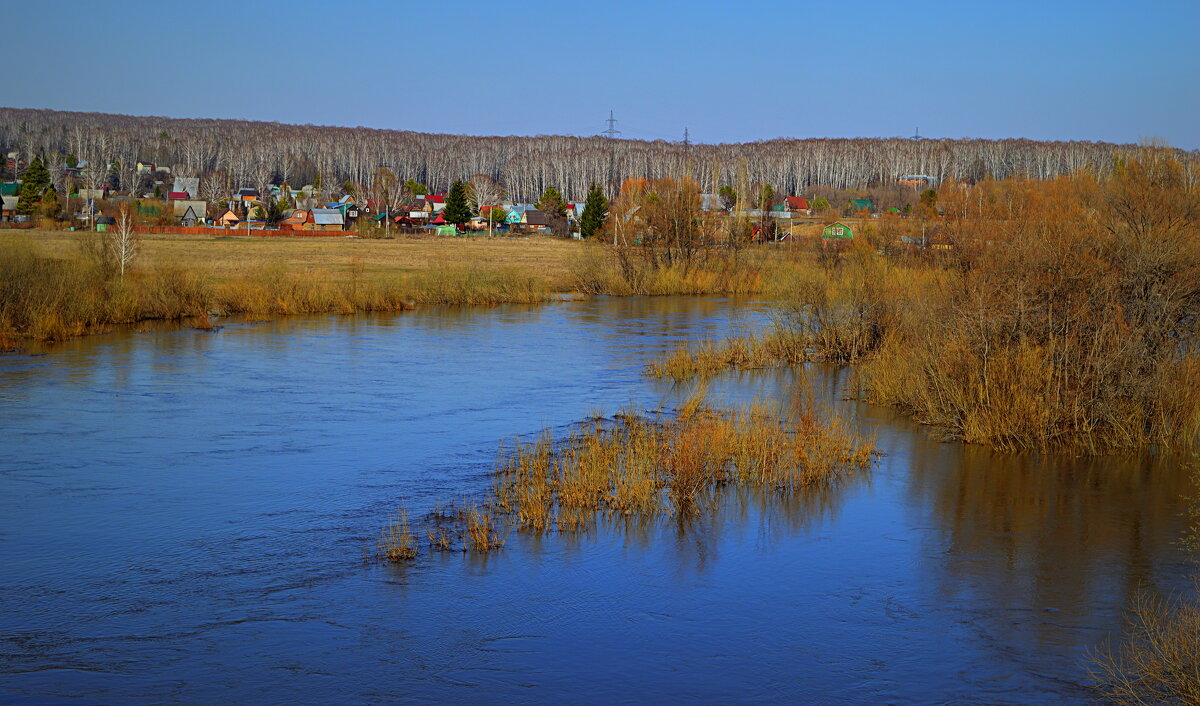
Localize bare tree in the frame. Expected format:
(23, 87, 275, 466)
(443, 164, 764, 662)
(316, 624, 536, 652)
(110, 203, 139, 278)
(469, 173, 505, 234)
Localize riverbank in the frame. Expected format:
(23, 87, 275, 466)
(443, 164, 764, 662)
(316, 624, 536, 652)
(1, 228, 811, 349)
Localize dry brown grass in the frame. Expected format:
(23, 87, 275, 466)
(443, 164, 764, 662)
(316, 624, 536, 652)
(377, 508, 418, 563)
(491, 391, 875, 525)
(1090, 581, 1200, 705)
(23, 228, 582, 288)
(377, 393, 874, 560)
(0, 230, 560, 346)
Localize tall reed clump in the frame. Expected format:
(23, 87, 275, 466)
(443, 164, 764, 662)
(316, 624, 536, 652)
(491, 392, 875, 525)
(1089, 582, 1200, 705)
(377, 508, 418, 562)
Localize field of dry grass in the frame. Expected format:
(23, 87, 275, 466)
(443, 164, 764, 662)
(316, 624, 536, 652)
(21, 228, 584, 288)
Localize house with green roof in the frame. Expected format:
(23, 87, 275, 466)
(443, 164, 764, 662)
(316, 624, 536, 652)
(822, 221, 854, 240)
(847, 199, 874, 214)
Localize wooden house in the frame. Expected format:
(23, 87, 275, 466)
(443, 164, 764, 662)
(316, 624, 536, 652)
(822, 221, 853, 240)
(310, 208, 345, 231)
(216, 209, 241, 227)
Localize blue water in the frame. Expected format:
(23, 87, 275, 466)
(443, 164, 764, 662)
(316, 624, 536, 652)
(0, 297, 1193, 703)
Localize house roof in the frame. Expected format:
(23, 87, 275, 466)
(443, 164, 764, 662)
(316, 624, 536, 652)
(785, 196, 809, 210)
(424, 194, 444, 203)
(311, 208, 344, 225)
(173, 177, 199, 197)
(238, 188, 259, 197)
(525, 210, 550, 226)
(168, 191, 189, 200)
(1, 195, 18, 210)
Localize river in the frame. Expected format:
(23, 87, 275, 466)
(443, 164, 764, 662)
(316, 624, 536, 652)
(0, 297, 1193, 704)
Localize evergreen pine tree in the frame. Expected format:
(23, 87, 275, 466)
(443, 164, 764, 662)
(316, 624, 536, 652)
(443, 180, 473, 226)
(16, 158, 50, 215)
(579, 184, 609, 239)
(40, 186, 60, 219)
(536, 186, 566, 217)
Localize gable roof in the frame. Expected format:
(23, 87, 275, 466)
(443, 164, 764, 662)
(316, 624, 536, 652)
(785, 196, 809, 210)
(524, 209, 550, 226)
(311, 208, 344, 225)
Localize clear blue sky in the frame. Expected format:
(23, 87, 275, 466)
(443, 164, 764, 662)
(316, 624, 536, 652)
(7, 0, 1199, 148)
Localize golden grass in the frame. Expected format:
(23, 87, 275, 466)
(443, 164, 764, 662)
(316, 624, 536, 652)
(1090, 581, 1200, 705)
(646, 323, 809, 380)
(23, 228, 582, 288)
(491, 391, 875, 525)
(376, 392, 875, 560)
(462, 504, 506, 553)
(377, 508, 418, 563)
(0, 231, 557, 346)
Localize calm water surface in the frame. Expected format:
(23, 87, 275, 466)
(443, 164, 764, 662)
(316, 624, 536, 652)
(0, 297, 1193, 704)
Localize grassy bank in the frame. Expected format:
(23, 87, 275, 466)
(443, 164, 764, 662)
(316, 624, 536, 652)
(0, 232, 555, 348)
(1, 229, 804, 348)
(376, 393, 875, 560)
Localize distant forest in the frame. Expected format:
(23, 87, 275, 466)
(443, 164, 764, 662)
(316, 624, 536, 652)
(0, 107, 1192, 201)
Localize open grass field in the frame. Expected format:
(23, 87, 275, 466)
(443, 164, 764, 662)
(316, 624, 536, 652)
(20, 229, 585, 288)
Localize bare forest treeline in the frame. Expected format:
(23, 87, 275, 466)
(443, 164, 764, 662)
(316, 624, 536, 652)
(2, 107, 1192, 201)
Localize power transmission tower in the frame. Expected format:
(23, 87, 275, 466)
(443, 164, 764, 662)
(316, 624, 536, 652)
(602, 110, 621, 195)
(911, 126, 923, 141)
(602, 110, 621, 139)
(683, 127, 690, 146)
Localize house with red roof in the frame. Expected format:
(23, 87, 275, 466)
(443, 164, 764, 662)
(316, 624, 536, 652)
(785, 196, 810, 215)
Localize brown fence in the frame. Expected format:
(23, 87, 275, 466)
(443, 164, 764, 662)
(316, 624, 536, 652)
(132, 226, 359, 237)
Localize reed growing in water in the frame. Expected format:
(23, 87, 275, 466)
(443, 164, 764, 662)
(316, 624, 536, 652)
(377, 509, 418, 562)
(515, 396, 861, 525)
(1089, 581, 1200, 705)
(376, 393, 874, 562)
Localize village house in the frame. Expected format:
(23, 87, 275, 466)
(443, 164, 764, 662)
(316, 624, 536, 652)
(897, 174, 939, 188)
(522, 209, 551, 232)
(785, 196, 810, 215)
(822, 221, 854, 246)
(278, 209, 308, 230)
(310, 208, 345, 231)
(216, 209, 241, 227)
(171, 177, 200, 200)
(172, 199, 208, 226)
(847, 198, 874, 214)
(1, 195, 17, 221)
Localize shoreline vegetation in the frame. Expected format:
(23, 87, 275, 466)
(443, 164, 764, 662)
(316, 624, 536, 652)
(647, 153, 1200, 453)
(376, 391, 875, 560)
(4, 149, 1197, 454)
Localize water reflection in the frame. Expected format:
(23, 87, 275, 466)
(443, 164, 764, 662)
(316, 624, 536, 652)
(0, 298, 1194, 704)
